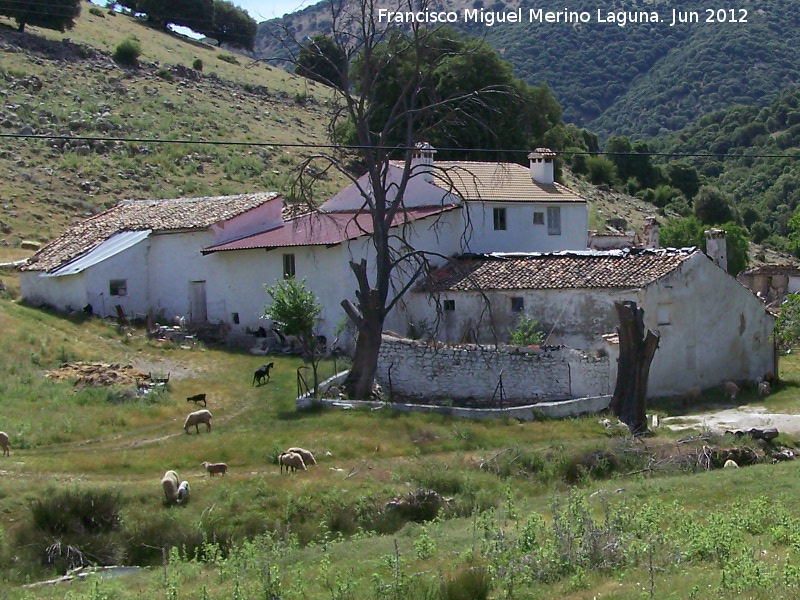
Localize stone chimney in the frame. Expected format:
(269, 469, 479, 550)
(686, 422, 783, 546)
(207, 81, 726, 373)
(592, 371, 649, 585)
(642, 216, 659, 249)
(705, 228, 727, 272)
(411, 142, 436, 183)
(528, 148, 556, 185)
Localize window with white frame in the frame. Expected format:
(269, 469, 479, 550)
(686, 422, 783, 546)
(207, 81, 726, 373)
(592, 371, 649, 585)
(283, 254, 296, 279)
(547, 206, 561, 235)
(493, 207, 507, 231)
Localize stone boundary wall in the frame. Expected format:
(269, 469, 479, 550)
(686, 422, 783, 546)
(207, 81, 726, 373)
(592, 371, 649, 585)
(375, 336, 612, 403)
(295, 371, 611, 420)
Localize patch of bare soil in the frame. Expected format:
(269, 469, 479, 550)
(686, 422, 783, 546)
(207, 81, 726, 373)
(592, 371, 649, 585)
(662, 405, 800, 436)
(46, 362, 149, 389)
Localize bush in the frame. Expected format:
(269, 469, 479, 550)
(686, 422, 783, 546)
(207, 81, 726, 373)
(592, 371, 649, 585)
(509, 314, 545, 346)
(440, 564, 492, 600)
(585, 155, 617, 185)
(217, 53, 240, 65)
(88, 6, 105, 17)
(156, 69, 173, 82)
(192, 58, 203, 71)
(124, 514, 207, 565)
(113, 37, 142, 67)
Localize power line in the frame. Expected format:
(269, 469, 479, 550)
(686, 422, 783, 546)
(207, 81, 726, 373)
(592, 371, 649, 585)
(1, 133, 799, 160)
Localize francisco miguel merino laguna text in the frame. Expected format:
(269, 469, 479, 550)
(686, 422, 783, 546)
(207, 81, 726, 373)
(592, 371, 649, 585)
(377, 7, 749, 27)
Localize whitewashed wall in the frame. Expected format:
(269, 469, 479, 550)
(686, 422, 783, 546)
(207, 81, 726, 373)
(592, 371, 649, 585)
(462, 202, 588, 254)
(406, 253, 775, 397)
(19, 270, 89, 312)
(375, 336, 611, 402)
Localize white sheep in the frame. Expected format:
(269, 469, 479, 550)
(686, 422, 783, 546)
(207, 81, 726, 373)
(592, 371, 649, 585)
(201, 461, 228, 476)
(176, 481, 190, 505)
(723, 381, 739, 401)
(723, 459, 739, 469)
(279, 451, 306, 473)
(758, 381, 771, 397)
(183, 409, 212, 434)
(0, 431, 9, 457)
(286, 447, 316, 466)
(161, 470, 180, 504)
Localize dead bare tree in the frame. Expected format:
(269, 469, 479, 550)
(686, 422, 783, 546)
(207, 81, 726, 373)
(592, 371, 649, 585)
(610, 301, 660, 435)
(271, 0, 543, 399)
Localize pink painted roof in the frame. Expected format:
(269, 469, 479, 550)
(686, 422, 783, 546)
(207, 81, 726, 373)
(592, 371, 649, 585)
(202, 205, 460, 253)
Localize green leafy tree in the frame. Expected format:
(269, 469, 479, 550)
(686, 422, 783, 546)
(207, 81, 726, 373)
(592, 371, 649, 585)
(263, 278, 324, 395)
(693, 186, 735, 225)
(349, 27, 562, 159)
(0, 0, 81, 32)
(205, 1, 257, 51)
(585, 155, 616, 185)
(509, 314, 544, 346)
(666, 161, 702, 200)
(295, 34, 347, 90)
(660, 217, 749, 275)
(776, 293, 800, 345)
(136, 0, 213, 32)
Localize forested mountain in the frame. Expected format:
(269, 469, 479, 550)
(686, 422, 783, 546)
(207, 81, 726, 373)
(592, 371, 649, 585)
(658, 90, 800, 250)
(257, 0, 800, 140)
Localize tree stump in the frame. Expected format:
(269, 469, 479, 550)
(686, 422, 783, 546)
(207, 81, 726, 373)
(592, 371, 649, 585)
(609, 301, 660, 435)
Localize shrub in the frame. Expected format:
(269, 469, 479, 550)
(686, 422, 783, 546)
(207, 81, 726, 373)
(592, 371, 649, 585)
(156, 69, 173, 82)
(440, 564, 492, 600)
(124, 514, 206, 565)
(88, 6, 105, 17)
(113, 37, 142, 67)
(585, 155, 617, 185)
(509, 314, 545, 346)
(217, 53, 240, 65)
(192, 58, 203, 71)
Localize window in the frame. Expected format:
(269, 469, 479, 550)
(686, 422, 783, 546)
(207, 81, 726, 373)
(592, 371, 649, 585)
(232, 312, 240, 325)
(533, 212, 544, 225)
(109, 279, 127, 297)
(657, 303, 671, 325)
(511, 297, 524, 312)
(283, 254, 296, 279)
(547, 206, 561, 235)
(443, 299, 455, 311)
(493, 207, 507, 231)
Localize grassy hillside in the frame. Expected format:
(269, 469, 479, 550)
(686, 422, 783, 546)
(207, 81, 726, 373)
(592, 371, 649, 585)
(0, 8, 341, 252)
(258, 0, 800, 140)
(2, 284, 800, 597)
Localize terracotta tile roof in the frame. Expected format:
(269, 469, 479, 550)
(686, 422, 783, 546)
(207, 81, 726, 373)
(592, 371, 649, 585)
(432, 161, 586, 203)
(24, 192, 278, 272)
(203, 204, 460, 253)
(420, 248, 698, 292)
(740, 264, 800, 276)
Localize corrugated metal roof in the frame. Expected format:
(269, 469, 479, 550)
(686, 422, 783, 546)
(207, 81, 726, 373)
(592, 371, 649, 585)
(47, 230, 152, 277)
(24, 192, 277, 273)
(420, 248, 698, 292)
(203, 205, 460, 253)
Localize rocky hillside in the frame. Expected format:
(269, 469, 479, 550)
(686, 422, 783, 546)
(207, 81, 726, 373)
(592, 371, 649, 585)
(0, 9, 339, 262)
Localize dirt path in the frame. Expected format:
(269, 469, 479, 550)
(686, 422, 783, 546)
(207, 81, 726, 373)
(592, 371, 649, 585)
(662, 405, 800, 435)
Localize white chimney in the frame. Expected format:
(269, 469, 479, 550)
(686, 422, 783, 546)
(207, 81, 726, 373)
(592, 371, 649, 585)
(642, 216, 659, 249)
(528, 148, 556, 185)
(411, 142, 436, 183)
(705, 228, 727, 272)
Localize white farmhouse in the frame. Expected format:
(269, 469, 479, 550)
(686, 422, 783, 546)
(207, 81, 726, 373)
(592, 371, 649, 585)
(409, 247, 776, 395)
(20, 146, 590, 343)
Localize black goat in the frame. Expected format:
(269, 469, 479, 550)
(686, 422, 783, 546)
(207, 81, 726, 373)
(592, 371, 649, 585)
(253, 362, 274, 386)
(186, 393, 206, 407)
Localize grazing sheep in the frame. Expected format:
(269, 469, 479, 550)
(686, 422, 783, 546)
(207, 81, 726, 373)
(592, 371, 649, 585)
(279, 451, 306, 473)
(187, 393, 207, 407)
(286, 447, 316, 466)
(201, 461, 228, 476)
(0, 431, 9, 457)
(758, 381, 771, 397)
(723, 381, 739, 401)
(161, 470, 180, 504)
(176, 481, 190, 505)
(253, 362, 274, 386)
(183, 409, 212, 434)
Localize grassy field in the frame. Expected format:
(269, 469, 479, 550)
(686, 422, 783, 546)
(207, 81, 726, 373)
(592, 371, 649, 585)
(1, 288, 800, 599)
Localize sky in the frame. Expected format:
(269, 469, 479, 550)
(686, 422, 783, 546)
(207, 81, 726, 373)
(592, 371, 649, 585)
(234, 0, 323, 21)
